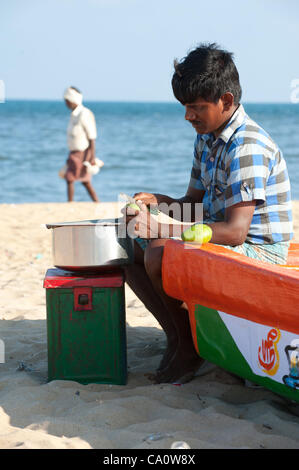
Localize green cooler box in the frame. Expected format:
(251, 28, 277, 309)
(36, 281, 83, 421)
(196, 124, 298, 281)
(43, 268, 127, 385)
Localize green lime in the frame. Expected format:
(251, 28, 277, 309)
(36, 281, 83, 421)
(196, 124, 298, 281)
(181, 224, 212, 244)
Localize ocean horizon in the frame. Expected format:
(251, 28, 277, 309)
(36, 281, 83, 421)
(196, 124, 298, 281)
(0, 100, 298, 203)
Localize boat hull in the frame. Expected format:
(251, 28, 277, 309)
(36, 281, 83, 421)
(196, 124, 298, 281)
(162, 241, 299, 402)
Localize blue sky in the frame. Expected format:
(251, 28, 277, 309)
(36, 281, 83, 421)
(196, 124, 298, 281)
(1, 0, 299, 102)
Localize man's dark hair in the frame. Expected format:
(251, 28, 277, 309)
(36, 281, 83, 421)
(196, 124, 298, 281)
(70, 86, 81, 94)
(172, 43, 242, 105)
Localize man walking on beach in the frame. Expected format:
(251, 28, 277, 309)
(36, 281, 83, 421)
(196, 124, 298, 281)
(63, 86, 99, 202)
(124, 43, 293, 385)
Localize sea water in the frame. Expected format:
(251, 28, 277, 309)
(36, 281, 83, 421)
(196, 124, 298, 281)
(0, 100, 298, 203)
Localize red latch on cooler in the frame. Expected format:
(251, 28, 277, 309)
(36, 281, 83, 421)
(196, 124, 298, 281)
(74, 287, 93, 311)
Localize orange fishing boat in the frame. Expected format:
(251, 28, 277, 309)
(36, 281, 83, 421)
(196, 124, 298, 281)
(162, 241, 299, 402)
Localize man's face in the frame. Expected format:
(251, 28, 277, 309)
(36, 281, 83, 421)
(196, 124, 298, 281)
(64, 99, 77, 111)
(184, 96, 231, 135)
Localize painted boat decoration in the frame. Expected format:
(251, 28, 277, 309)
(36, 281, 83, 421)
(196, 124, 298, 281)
(162, 241, 299, 402)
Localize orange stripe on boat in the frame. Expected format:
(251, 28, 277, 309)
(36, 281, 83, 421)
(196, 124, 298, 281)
(162, 241, 299, 336)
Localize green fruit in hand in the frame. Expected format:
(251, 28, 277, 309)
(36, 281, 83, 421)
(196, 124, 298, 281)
(126, 202, 140, 212)
(181, 224, 212, 244)
(181, 226, 195, 241)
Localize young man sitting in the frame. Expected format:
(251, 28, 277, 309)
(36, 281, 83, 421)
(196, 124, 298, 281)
(124, 43, 293, 385)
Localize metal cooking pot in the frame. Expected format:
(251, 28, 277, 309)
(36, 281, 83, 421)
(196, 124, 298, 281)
(46, 219, 134, 271)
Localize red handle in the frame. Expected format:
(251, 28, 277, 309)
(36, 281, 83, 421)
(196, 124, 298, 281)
(74, 287, 93, 311)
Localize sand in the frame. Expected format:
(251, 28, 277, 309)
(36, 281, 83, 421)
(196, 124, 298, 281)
(0, 200, 299, 450)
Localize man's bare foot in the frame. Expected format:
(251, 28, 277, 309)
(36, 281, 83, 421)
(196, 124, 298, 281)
(150, 350, 205, 384)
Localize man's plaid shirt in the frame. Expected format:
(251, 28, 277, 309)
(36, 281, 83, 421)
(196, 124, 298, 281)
(189, 104, 293, 244)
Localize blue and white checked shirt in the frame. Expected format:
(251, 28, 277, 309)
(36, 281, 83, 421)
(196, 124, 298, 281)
(190, 104, 293, 244)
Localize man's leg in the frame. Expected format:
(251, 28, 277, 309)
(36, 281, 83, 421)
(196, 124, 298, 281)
(124, 241, 179, 372)
(67, 181, 74, 202)
(82, 182, 100, 202)
(144, 239, 203, 383)
(125, 239, 203, 383)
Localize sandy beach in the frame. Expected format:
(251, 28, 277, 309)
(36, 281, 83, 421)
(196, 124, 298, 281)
(1, 200, 299, 450)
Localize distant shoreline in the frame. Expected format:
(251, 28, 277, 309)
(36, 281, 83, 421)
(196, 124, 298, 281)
(1, 98, 296, 105)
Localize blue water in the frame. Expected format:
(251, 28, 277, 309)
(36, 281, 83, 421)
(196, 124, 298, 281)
(0, 100, 299, 203)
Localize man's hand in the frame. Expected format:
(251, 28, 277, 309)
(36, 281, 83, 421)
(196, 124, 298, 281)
(132, 202, 159, 239)
(124, 201, 159, 239)
(133, 192, 158, 207)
